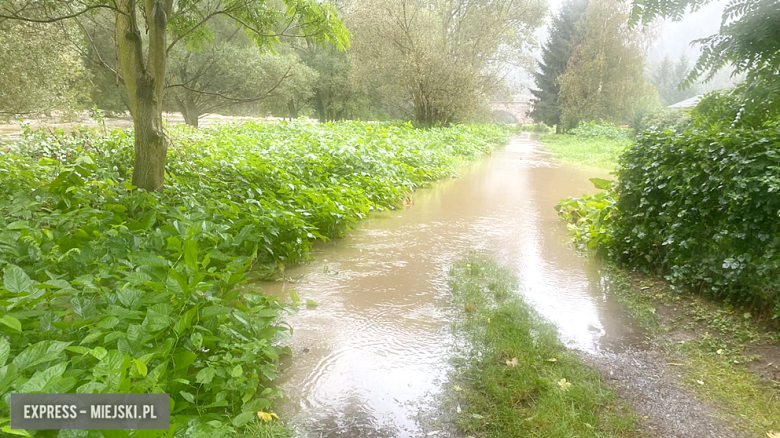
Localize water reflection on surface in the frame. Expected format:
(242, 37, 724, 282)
(256, 134, 639, 437)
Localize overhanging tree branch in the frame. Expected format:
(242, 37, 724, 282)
(0, 3, 126, 22)
(168, 65, 292, 108)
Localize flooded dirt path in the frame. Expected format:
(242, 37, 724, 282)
(257, 134, 641, 437)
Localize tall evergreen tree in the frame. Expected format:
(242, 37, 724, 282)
(651, 54, 700, 105)
(529, 0, 588, 132)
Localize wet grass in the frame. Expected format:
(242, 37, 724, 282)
(243, 423, 293, 438)
(539, 134, 630, 171)
(448, 253, 640, 437)
(603, 265, 780, 437)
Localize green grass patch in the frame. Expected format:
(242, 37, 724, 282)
(448, 253, 639, 437)
(674, 348, 780, 435)
(539, 134, 630, 171)
(0, 121, 508, 437)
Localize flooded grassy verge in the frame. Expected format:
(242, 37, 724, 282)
(539, 134, 629, 171)
(447, 253, 640, 437)
(604, 265, 780, 437)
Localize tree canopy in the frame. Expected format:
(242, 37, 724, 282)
(629, 0, 780, 86)
(0, 21, 89, 116)
(166, 19, 317, 126)
(557, 0, 656, 129)
(0, 0, 349, 190)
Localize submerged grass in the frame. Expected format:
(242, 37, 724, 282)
(604, 265, 780, 436)
(539, 134, 630, 171)
(448, 253, 639, 437)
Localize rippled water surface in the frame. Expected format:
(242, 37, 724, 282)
(256, 134, 639, 437)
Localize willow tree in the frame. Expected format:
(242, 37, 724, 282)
(348, 0, 546, 126)
(166, 19, 317, 127)
(0, 0, 349, 191)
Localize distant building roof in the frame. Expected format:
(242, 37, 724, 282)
(668, 95, 703, 109)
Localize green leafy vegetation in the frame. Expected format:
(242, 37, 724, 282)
(0, 121, 508, 436)
(569, 121, 632, 140)
(612, 126, 780, 312)
(448, 253, 639, 437)
(556, 182, 617, 252)
(509, 123, 554, 134)
(0, 0, 351, 191)
(558, 124, 780, 315)
(692, 81, 780, 130)
(633, 109, 692, 135)
(629, 0, 778, 87)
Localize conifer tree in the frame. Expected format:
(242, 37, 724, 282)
(529, 0, 588, 132)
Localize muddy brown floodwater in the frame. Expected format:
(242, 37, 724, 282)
(256, 134, 641, 437)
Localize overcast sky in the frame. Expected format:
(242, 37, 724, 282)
(515, 0, 727, 95)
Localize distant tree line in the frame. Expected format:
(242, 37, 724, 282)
(531, 0, 777, 132)
(0, 0, 548, 129)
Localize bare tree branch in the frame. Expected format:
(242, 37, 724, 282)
(168, 65, 292, 109)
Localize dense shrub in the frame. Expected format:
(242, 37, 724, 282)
(612, 126, 780, 311)
(556, 178, 616, 252)
(634, 109, 692, 135)
(0, 121, 508, 436)
(692, 78, 780, 130)
(569, 121, 631, 140)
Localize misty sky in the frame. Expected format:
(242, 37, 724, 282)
(515, 0, 728, 96)
(537, 0, 725, 60)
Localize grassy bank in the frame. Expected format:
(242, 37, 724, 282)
(447, 253, 639, 437)
(604, 266, 780, 437)
(0, 121, 508, 437)
(539, 134, 629, 171)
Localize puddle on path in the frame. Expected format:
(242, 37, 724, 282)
(256, 134, 641, 437)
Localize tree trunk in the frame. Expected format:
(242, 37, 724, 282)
(314, 89, 326, 122)
(116, 0, 172, 191)
(182, 101, 200, 128)
(287, 99, 298, 120)
(132, 80, 167, 190)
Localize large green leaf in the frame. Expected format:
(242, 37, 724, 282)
(3, 265, 34, 294)
(18, 362, 67, 392)
(231, 410, 255, 427)
(0, 315, 21, 332)
(0, 338, 9, 366)
(589, 178, 614, 191)
(12, 340, 71, 370)
(183, 240, 198, 270)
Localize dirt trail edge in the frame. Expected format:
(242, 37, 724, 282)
(584, 348, 753, 438)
